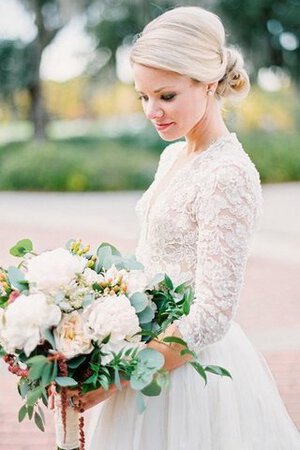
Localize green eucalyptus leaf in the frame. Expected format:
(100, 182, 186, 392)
(114, 368, 121, 390)
(174, 282, 188, 294)
(19, 379, 29, 399)
(180, 348, 195, 358)
(28, 361, 48, 381)
(27, 405, 34, 420)
(141, 378, 162, 396)
(38, 405, 45, 424)
(41, 363, 53, 387)
(10, 239, 33, 257)
(99, 242, 121, 257)
(112, 255, 143, 271)
(68, 355, 87, 369)
(138, 306, 155, 324)
(164, 274, 173, 290)
(43, 328, 56, 350)
(183, 299, 191, 315)
(55, 377, 78, 387)
(190, 361, 207, 385)
(18, 405, 27, 423)
(130, 292, 148, 313)
(82, 293, 93, 307)
(96, 245, 113, 270)
(27, 355, 48, 366)
(51, 361, 58, 381)
(7, 266, 27, 291)
(156, 370, 169, 389)
(205, 365, 232, 379)
(137, 348, 165, 371)
(130, 372, 153, 391)
(101, 334, 111, 345)
(34, 412, 45, 432)
(162, 336, 187, 347)
(136, 391, 146, 414)
(27, 386, 43, 406)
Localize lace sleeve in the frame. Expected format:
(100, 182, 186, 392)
(177, 162, 263, 353)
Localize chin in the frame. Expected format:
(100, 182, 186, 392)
(157, 130, 185, 142)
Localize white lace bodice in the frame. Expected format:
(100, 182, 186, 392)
(135, 133, 264, 353)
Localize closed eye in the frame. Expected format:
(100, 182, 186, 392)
(137, 93, 177, 102)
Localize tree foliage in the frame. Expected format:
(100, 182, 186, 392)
(216, 0, 300, 84)
(85, 0, 300, 85)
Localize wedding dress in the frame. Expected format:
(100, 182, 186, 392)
(87, 133, 300, 449)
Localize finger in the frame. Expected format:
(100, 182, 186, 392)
(65, 388, 80, 396)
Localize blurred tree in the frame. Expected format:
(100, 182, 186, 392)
(84, 0, 186, 83)
(0, 40, 27, 119)
(216, 0, 300, 84)
(0, 0, 87, 140)
(86, 0, 300, 86)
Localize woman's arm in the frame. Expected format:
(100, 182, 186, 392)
(176, 163, 262, 354)
(65, 325, 191, 411)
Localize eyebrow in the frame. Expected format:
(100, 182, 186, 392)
(134, 86, 175, 94)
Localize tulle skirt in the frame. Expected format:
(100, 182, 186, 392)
(86, 322, 300, 450)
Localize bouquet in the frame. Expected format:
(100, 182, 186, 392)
(0, 238, 231, 450)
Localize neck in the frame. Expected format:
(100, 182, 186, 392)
(184, 99, 230, 155)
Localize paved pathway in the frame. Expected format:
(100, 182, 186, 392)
(0, 183, 299, 448)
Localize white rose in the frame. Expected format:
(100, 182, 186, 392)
(54, 311, 93, 360)
(25, 248, 87, 294)
(0, 293, 61, 356)
(84, 294, 140, 344)
(124, 270, 148, 295)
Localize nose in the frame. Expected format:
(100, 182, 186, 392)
(144, 101, 164, 120)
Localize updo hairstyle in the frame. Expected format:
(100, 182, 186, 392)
(130, 6, 250, 100)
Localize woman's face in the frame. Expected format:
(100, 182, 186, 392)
(133, 63, 210, 141)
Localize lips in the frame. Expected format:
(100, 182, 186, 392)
(154, 122, 174, 131)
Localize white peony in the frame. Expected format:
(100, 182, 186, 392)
(0, 292, 61, 356)
(25, 248, 87, 294)
(124, 270, 148, 295)
(84, 294, 140, 344)
(54, 311, 93, 359)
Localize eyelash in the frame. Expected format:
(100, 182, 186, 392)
(138, 94, 176, 102)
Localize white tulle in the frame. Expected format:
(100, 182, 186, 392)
(87, 134, 300, 449)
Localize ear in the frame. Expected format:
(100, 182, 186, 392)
(206, 81, 218, 95)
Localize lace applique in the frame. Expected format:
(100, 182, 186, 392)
(135, 134, 263, 353)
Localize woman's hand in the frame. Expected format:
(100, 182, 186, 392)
(147, 323, 193, 372)
(66, 380, 129, 412)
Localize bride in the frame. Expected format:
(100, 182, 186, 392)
(69, 6, 300, 449)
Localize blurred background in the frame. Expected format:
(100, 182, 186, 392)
(0, 1, 300, 448)
(0, 0, 299, 191)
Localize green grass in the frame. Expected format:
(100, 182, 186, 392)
(0, 130, 299, 191)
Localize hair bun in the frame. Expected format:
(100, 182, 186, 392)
(216, 47, 250, 100)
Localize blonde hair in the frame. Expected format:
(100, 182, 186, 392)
(130, 6, 250, 100)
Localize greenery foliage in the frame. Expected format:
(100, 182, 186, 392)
(0, 129, 299, 191)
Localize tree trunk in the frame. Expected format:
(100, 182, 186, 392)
(29, 80, 47, 141)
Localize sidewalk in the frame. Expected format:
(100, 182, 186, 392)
(0, 183, 299, 448)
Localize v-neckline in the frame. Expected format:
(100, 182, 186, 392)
(147, 133, 236, 217)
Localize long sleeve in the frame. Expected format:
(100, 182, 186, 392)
(177, 162, 263, 353)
